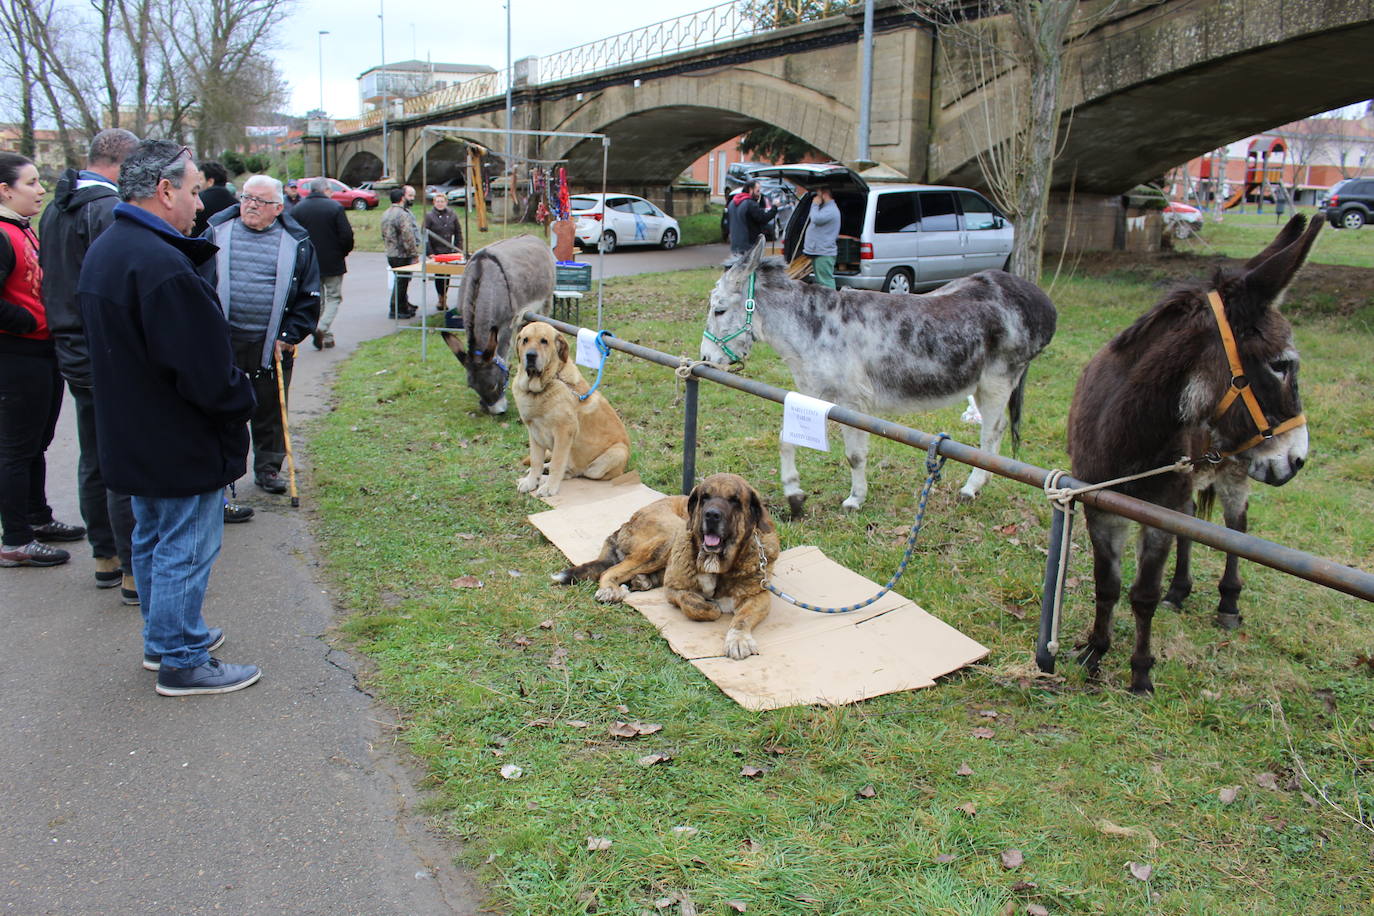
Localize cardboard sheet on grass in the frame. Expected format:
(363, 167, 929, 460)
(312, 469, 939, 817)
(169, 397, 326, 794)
(529, 476, 988, 710)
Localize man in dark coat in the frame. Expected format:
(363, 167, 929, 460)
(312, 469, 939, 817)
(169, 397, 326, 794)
(192, 160, 237, 236)
(78, 139, 261, 696)
(37, 127, 140, 599)
(200, 175, 321, 495)
(290, 177, 354, 349)
(728, 180, 777, 256)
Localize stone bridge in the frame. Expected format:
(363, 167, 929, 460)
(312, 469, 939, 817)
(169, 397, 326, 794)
(313, 0, 1374, 243)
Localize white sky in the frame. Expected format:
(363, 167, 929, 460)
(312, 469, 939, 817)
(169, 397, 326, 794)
(276, 0, 717, 118)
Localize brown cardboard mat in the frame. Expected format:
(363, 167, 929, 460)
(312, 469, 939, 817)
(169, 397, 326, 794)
(527, 477, 988, 710)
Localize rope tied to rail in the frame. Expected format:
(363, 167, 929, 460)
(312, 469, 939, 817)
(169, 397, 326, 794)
(577, 330, 614, 401)
(756, 433, 950, 614)
(1038, 457, 1192, 655)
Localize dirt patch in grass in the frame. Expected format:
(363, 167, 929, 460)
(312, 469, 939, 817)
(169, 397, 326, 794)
(1064, 250, 1374, 319)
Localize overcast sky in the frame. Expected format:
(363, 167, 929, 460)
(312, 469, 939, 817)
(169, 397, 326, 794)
(276, 0, 716, 118)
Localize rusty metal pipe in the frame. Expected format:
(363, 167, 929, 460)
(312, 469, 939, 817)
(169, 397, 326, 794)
(524, 311, 1374, 604)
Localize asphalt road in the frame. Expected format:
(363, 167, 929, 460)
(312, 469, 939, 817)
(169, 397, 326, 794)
(0, 241, 726, 915)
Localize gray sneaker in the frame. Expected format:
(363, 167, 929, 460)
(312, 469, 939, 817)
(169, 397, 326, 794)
(0, 540, 71, 567)
(156, 658, 262, 696)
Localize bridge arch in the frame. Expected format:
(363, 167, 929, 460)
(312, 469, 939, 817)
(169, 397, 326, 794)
(541, 67, 857, 186)
(338, 149, 383, 186)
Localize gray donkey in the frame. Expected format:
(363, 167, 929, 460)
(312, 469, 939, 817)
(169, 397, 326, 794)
(700, 238, 1057, 514)
(442, 234, 556, 414)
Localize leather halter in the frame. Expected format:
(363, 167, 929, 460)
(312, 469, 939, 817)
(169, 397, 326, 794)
(1199, 290, 1306, 462)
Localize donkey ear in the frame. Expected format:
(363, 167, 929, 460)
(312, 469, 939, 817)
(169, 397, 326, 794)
(1242, 214, 1322, 312)
(441, 331, 469, 367)
(483, 327, 500, 363)
(743, 235, 768, 275)
(1243, 213, 1307, 270)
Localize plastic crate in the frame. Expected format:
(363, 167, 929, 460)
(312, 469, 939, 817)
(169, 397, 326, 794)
(555, 261, 592, 291)
(835, 236, 861, 266)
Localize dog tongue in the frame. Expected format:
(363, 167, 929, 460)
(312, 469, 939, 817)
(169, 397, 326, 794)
(703, 533, 722, 548)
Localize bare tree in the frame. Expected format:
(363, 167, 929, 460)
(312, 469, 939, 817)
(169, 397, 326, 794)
(1276, 119, 1328, 200)
(1325, 115, 1374, 179)
(907, 1, 1129, 280)
(0, 0, 39, 157)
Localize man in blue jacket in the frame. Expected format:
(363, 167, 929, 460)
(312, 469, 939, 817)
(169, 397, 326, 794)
(200, 175, 321, 495)
(79, 140, 261, 696)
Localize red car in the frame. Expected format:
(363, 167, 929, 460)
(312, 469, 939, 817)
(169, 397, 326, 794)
(1163, 201, 1204, 238)
(297, 177, 378, 210)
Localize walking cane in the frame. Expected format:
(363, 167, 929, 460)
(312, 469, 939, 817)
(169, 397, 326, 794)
(273, 343, 300, 508)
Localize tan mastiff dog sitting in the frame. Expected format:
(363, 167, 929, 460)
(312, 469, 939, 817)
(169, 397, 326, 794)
(513, 321, 630, 498)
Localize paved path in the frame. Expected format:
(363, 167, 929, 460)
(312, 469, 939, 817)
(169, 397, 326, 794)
(0, 242, 724, 914)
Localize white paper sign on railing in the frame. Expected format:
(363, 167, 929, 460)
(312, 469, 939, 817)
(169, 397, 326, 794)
(782, 391, 833, 452)
(575, 327, 601, 368)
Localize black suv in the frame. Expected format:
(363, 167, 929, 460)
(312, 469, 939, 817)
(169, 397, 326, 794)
(1324, 178, 1374, 229)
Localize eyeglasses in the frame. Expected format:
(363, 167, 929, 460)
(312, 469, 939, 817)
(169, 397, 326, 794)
(157, 145, 192, 177)
(241, 193, 283, 208)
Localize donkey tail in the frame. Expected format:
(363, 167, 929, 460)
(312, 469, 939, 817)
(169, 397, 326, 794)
(1008, 368, 1029, 457)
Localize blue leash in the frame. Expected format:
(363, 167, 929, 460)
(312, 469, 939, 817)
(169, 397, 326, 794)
(759, 433, 950, 614)
(578, 330, 614, 401)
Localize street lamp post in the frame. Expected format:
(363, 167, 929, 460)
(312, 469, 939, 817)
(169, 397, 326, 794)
(318, 29, 330, 176)
(379, 0, 388, 179)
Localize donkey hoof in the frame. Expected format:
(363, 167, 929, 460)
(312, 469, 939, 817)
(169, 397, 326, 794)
(787, 494, 807, 519)
(957, 488, 977, 503)
(1128, 680, 1155, 697)
(1214, 613, 1244, 630)
(841, 496, 864, 512)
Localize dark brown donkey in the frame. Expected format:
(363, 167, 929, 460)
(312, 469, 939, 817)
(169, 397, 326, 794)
(1067, 214, 1321, 694)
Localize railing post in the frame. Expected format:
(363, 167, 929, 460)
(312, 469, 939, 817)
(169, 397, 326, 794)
(1036, 505, 1073, 673)
(681, 375, 699, 495)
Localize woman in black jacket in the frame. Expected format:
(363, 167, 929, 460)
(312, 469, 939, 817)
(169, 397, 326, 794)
(421, 191, 463, 310)
(0, 152, 85, 568)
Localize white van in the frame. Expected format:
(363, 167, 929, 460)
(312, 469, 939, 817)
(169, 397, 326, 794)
(749, 163, 1014, 294)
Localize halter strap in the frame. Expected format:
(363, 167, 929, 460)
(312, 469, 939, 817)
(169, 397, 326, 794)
(1201, 290, 1305, 462)
(701, 271, 756, 363)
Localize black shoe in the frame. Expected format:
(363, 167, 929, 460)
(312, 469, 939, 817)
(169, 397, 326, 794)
(144, 628, 225, 671)
(155, 657, 261, 696)
(95, 556, 123, 588)
(0, 539, 71, 567)
(255, 471, 287, 494)
(224, 502, 254, 523)
(121, 574, 140, 606)
(311, 330, 324, 350)
(32, 519, 87, 542)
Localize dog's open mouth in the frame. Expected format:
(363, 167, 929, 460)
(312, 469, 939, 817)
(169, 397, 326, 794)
(701, 531, 724, 552)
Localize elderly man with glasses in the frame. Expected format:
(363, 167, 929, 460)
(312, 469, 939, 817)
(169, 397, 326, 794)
(199, 174, 320, 496)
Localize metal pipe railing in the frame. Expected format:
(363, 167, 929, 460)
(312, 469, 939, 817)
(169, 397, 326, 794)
(524, 310, 1374, 670)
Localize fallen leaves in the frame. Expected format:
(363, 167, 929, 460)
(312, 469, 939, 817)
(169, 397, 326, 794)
(933, 853, 957, 864)
(608, 721, 663, 739)
(1254, 771, 1280, 790)
(1127, 861, 1153, 881)
(956, 802, 977, 817)
(638, 752, 672, 767)
(1218, 785, 1240, 804)
(956, 763, 974, 776)
(972, 727, 996, 740)
(1000, 848, 1024, 869)
(586, 836, 612, 852)
(740, 766, 767, 779)
(856, 784, 877, 798)
(450, 575, 483, 588)
(498, 764, 523, 780)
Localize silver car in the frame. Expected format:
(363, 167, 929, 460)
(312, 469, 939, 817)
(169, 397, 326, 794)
(751, 164, 1014, 293)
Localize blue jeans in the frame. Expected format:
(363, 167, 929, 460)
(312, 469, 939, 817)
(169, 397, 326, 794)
(131, 490, 224, 669)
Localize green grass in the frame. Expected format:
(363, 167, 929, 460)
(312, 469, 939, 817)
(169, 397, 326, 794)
(1172, 208, 1374, 269)
(306, 258, 1374, 915)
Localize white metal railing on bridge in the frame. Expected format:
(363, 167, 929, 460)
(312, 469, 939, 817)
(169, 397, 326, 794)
(334, 0, 851, 132)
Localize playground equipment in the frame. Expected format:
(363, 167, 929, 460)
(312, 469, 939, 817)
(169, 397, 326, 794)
(1217, 137, 1288, 210)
